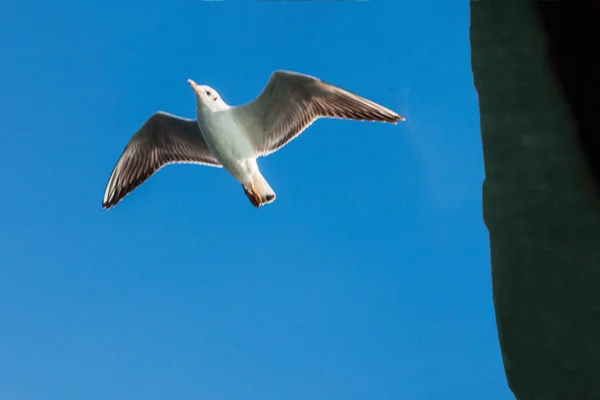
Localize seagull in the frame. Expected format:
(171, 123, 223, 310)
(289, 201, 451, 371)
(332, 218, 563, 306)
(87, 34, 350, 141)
(102, 70, 405, 209)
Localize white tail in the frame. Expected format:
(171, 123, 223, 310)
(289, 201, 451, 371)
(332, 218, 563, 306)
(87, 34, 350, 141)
(242, 172, 276, 208)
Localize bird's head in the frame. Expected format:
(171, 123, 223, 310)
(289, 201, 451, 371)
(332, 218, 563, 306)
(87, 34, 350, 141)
(188, 79, 226, 112)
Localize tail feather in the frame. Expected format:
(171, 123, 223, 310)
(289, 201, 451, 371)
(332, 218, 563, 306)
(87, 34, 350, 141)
(242, 173, 276, 208)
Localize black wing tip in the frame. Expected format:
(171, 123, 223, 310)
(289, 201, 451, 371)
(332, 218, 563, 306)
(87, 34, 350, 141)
(101, 172, 154, 211)
(392, 114, 406, 123)
(102, 192, 124, 210)
(369, 113, 405, 124)
(102, 199, 117, 210)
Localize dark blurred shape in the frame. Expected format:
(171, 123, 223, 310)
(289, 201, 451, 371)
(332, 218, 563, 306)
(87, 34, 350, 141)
(470, 1, 600, 399)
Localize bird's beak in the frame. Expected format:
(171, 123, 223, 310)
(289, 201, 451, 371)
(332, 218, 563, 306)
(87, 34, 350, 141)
(188, 79, 199, 93)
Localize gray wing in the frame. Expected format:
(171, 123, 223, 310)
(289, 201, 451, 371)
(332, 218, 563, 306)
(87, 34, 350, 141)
(231, 70, 405, 157)
(102, 111, 221, 209)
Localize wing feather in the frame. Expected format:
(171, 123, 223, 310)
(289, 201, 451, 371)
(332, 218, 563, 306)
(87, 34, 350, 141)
(102, 111, 221, 209)
(231, 70, 405, 157)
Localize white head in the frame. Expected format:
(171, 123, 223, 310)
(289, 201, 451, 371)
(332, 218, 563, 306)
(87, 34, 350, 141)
(188, 79, 227, 112)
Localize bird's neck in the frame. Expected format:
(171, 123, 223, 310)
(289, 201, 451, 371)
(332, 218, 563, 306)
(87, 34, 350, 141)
(196, 105, 215, 123)
(197, 100, 230, 115)
(196, 102, 230, 128)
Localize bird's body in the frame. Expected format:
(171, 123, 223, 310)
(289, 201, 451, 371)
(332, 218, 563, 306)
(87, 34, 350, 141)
(102, 70, 405, 209)
(195, 103, 256, 181)
(192, 90, 276, 206)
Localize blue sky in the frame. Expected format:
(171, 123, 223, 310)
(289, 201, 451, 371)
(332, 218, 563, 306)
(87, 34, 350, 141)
(0, 1, 513, 399)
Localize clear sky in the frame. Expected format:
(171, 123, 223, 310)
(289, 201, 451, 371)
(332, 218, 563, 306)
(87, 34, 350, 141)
(0, 1, 513, 399)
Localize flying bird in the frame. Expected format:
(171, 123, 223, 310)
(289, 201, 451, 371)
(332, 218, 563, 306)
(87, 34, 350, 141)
(102, 70, 405, 209)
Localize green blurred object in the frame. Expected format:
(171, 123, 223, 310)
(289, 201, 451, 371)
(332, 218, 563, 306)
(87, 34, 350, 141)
(470, 1, 600, 399)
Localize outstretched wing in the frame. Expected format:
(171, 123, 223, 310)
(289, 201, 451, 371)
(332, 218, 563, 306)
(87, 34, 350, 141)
(102, 111, 221, 209)
(231, 70, 405, 157)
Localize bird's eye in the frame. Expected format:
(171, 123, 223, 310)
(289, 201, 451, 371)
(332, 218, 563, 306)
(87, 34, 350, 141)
(205, 90, 211, 96)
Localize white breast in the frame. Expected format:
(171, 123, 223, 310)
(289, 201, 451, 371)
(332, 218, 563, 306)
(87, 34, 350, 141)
(197, 109, 257, 179)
